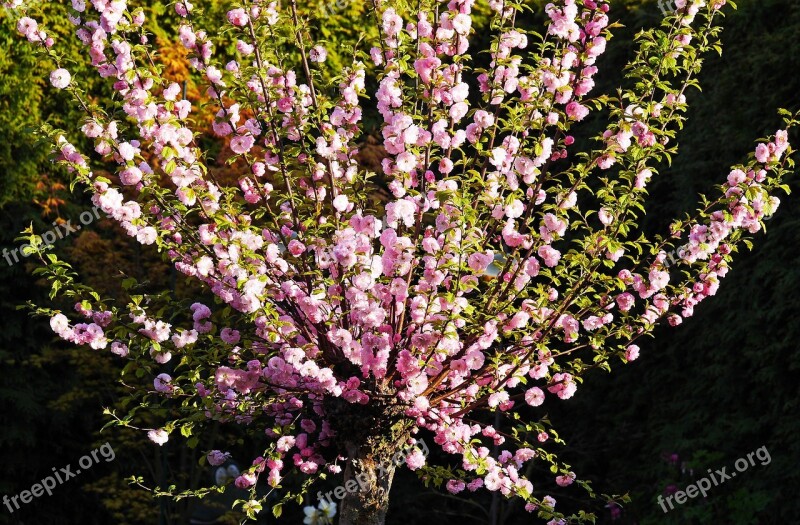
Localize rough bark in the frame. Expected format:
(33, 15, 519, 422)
(338, 438, 398, 525)
(325, 394, 410, 525)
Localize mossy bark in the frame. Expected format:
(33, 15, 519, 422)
(338, 437, 398, 525)
(325, 394, 410, 525)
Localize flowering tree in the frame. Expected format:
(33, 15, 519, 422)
(9, 0, 798, 523)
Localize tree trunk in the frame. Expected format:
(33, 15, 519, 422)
(338, 438, 399, 525)
(323, 393, 409, 525)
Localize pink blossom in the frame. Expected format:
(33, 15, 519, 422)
(136, 226, 157, 245)
(236, 39, 255, 55)
(172, 329, 198, 348)
(148, 429, 169, 446)
(565, 101, 589, 121)
(235, 472, 257, 488)
(548, 373, 577, 400)
(139, 319, 171, 342)
(474, 110, 495, 128)
(227, 8, 249, 26)
(405, 448, 426, 470)
(555, 472, 576, 487)
(467, 478, 484, 492)
(616, 293, 635, 312)
(395, 151, 417, 173)
(277, 436, 296, 453)
(484, 469, 503, 491)
(16, 17, 38, 38)
(635, 168, 653, 189)
(50, 68, 72, 89)
(267, 469, 281, 487)
(117, 142, 137, 161)
(206, 66, 225, 86)
(154, 373, 172, 393)
(288, 239, 306, 256)
(446, 479, 466, 494)
(309, 45, 327, 63)
(505, 199, 524, 219)
(382, 8, 403, 37)
(488, 391, 509, 408)
(598, 208, 614, 226)
(537, 246, 561, 267)
(543, 213, 567, 236)
(110, 342, 129, 357)
(220, 327, 241, 344)
(207, 450, 230, 466)
(386, 199, 417, 228)
(120, 167, 143, 186)
(50, 313, 70, 335)
(230, 134, 255, 155)
(521, 387, 544, 407)
(333, 195, 349, 212)
(468, 251, 494, 273)
(151, 350, 172, 365)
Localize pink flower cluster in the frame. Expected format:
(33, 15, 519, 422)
(50, 309, 108, 350)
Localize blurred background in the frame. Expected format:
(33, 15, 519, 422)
(0, 0, 798, 523)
